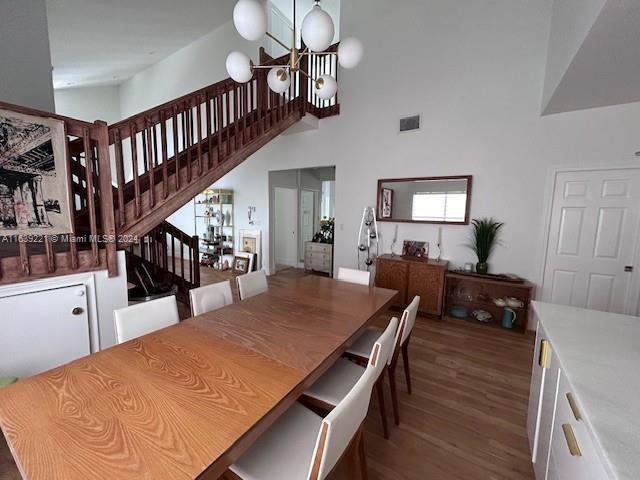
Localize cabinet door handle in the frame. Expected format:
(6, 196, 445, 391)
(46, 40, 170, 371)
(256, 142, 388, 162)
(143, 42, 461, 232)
(566, 393, 582, 421)
(562, 424, 582, 457)
(538, 339, 551, 369)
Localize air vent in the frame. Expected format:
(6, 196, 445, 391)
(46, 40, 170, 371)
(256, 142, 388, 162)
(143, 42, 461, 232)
(399, 114, 421, 133)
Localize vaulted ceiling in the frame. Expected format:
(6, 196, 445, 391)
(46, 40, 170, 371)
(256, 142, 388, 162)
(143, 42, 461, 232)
(543, 0, 640, 114)
(47, 0, 235, 89)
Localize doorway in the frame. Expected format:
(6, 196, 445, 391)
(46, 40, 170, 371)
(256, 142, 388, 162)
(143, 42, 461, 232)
(269, 167, 335, 274)
(274, 187, 298, 270)
(541, 167, 640, 314)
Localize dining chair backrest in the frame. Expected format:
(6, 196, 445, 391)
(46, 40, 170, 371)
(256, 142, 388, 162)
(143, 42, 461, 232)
(189, 280, 233, 316)
(113, 295, 179, 344)
(236, 270, 268, 300)
(309, 316, 398, 479)
(336, 267, 370, 286)
(388, 295, 420, 365)
(401, 295, 420, 345)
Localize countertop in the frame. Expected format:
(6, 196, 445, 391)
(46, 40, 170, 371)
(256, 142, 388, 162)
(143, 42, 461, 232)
(532, 301, 640, 480)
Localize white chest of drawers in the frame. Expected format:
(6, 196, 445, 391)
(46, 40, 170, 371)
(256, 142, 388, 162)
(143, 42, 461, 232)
(304, 242, 333, 276)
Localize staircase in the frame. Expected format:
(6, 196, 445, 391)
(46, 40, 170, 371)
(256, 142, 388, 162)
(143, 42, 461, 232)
(125, 220, 199, 304)
(0, 45, 339, 286)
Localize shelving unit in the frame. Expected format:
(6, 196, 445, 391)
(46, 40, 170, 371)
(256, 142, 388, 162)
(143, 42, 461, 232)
(193, 188, 234, 268)
(443, 271, 535, 332)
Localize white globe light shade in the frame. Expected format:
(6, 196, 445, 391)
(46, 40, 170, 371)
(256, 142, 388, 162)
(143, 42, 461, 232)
(315, 74, 337, 100)
(233, 0, 267, 41)
(267, 67, 291, 94)
(338, 37, 363, 69)
(226, 51, 253, 83)
(301, 5, 335, 52)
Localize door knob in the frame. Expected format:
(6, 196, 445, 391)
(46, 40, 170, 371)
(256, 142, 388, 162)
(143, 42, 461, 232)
(72, 307, 84, 315)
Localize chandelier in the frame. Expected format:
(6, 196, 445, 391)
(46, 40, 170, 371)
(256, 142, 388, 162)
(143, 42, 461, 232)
(226, 0, 363, 100)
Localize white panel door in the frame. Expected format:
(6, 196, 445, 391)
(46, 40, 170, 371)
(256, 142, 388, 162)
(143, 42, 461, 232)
(543, 169, 640, 313)
(0, 284, 90, 378)
(274, 187, 298, 268)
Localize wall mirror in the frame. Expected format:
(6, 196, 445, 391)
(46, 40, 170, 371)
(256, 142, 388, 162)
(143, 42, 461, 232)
(377, 175, 472, 224)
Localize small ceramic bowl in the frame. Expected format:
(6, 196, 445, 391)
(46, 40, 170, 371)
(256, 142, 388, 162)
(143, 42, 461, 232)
(449, 306, 469, 319)
(505, 297, 524, 308)
(493, 298, 506, 307)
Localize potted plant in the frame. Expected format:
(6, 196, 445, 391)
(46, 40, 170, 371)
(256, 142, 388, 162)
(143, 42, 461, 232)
(466, 217, 503, 274)
(312, 217, 335, 244)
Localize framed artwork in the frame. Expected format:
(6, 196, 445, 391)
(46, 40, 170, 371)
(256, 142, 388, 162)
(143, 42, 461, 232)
(239, 229, 262, 270)
(381, 188, 393, 218)
(233, 255, 250, 273)
(402, 240, 429, 259)
(0, 109, 73, 236)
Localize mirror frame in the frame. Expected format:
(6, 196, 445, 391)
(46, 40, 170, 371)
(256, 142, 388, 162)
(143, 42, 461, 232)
(376, 175, 473, 225)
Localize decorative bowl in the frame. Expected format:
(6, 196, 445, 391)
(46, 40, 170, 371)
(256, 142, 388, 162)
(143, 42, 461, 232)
(449, 306, 469, 319)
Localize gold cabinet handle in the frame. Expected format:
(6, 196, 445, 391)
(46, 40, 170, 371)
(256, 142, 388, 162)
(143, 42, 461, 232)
(538, 339, 551, 369)
(562, 424, 582, 457)
(566, 393, 582, 421)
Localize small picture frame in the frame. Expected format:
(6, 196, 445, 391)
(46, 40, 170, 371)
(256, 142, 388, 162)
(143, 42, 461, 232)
(233, 255, 250, 273)
(381, 188, 393, 218)
(402, 240, 429, 259)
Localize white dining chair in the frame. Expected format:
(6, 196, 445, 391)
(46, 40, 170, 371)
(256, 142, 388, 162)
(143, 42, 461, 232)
(300, 316, 399, 439)
(189, 280, 233, 316)
(236, 270, 268, 300)
(113, 295, 179, 344)
(346, 295, 420, 426)
(336, 267, 370, 286)
(228, 336, 381, 480)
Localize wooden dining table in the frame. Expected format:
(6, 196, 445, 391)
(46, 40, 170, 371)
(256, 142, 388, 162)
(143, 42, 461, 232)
(0, 275, 397, 479)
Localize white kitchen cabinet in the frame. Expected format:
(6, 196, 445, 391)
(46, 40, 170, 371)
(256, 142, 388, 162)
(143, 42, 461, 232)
(527, 305, 611, 480)
(528, 320, 562, 480)
(547, 372, 610, 480)
(0, 283, 91, 378)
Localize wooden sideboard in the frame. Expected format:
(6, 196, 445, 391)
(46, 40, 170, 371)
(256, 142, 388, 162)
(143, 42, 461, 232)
(444, 272, 535, 332)
(375, 255, 449, 317)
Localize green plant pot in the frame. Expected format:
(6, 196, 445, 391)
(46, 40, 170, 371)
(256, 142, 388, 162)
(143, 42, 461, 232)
(476, 262, 488, 274)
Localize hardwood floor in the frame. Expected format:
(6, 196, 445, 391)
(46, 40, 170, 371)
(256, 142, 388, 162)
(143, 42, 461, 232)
(1, 268, 535, 480)
(349, 313, 535, 480)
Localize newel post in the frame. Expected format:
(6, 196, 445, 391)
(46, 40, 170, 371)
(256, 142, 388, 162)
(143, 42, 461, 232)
(93, 120, 118, 277)
(192, 235, 200, 288)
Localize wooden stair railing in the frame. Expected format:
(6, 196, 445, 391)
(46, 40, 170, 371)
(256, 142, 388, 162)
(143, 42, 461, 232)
(125, 220, 199, 304)
(0, 44, 339, 286)
(108, 44, 340, 245)
(0, 101, 117, 286)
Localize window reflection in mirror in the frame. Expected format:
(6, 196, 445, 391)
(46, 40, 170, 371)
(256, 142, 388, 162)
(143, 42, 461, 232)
(377, 176, 472, 224)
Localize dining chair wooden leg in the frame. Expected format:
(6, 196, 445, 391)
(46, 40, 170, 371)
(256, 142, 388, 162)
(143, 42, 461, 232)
(388, 362, 400, 426)
(358, 427, 369, 480)
(375, 376, 390, 439)
(401, 341, 412, 395)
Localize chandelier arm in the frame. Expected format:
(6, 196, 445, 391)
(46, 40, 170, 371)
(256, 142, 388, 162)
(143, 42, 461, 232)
(252, 64, 290, 70)
(295, 47, 308, 67)
(297, 68, 317, 82)
(266, 32, 291, 52)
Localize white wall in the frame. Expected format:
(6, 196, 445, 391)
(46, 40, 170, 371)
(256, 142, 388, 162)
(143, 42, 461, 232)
(218, 0, 640, 287)
(85, 0, 640, 298)
(54, 85, 121, 124)
(0, 0, 55, 111)
(119, 21, 258, 118)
